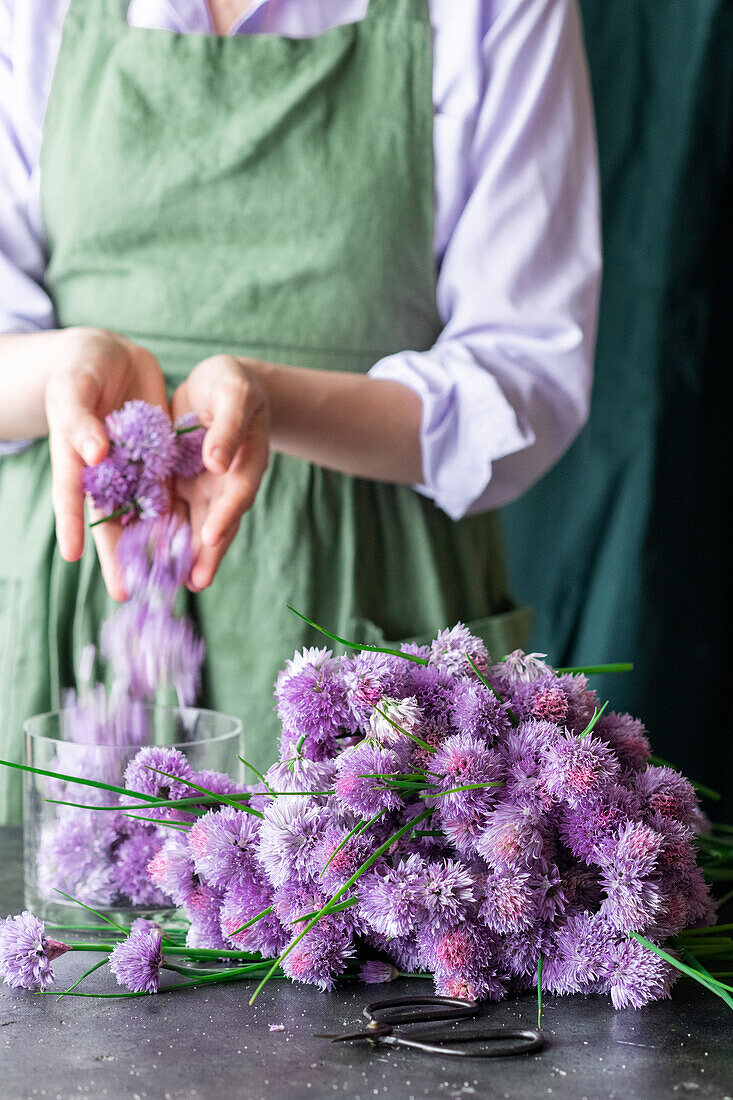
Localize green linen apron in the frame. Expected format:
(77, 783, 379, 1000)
(0, 0, 531, 822)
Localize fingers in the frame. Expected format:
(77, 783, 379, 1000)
(49, 435, 86, 562)
(46, 367, 109, 466)
(46, 368, 109, 562)
(89, 512, 127, 602)
(201, 427, 269, 547)
(188, 522, 240, 593)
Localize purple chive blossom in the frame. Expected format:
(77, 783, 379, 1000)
(479, 869, 535, 934)
(558, 784, 639, 864)
(172, 413, 206, 478)
(193, 770, 244, 798)
(422, 923, 506, 1003)
(147, 835, 198, 906)
(112, 830, 168, 907)
(431, 734, 504, 815)
(634, 766, 699, 827)
(415, 860, 476, 932)
(450, 679, 510, 742)
(499, 723, 558, 812)
(334, 742, 405, 817)
(109, 926, 164, 994)
(543, 913, 612, 995)
(281, 920, 355, 992)
(264, 756, 336, 795)
(220, 874, 286, 957)
(492, 650, 554, 685)
(83, 400, 177, 521)
(594, 712, 651, 772)
(343, 652, 406, 726)
(0, 913, 70, 991)
(81, 455, 138, 515)
(311, 826, 376, 893)
(429, 623, 489, 677)
(188, 807, 259, 890)
(543, 732, 620, 806)
(124, 746, 194, 802)
(599, 937, 676, 1009)
(132, 476, 169, 522)
(360, 960, 400, 984)
(403, 664, 456, 726)
(360, 856, 427, 938)
(256, 797, 332, 887)
(106, 400, 176, 477)
(186, 885, 227, 950)
(275, 648, 353, 759)
(116, 517, 194, 601)
(529, 862, 568, 924)
(368, 695, 422, 747)
(476, 804, 548, 870)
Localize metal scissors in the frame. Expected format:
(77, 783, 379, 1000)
(322, 995, 545, 1058)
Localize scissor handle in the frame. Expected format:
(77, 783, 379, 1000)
(383, 1026, 545, 1058)
(365, 995, 478, 1028)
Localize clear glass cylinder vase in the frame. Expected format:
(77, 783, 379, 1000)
(23, 705, 243, 926)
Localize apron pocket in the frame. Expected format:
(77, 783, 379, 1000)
(348, 605, 534, 662)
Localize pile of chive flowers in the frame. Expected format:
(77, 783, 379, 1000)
(81, 400, 205, 525)
(7, 622, 733, 1012)
(32, 516, 205, 912)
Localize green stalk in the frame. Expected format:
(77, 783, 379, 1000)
(424, 781, 504, 798)
(579, 701, 609, 739)
(291, 897, 359, 924)
(144, 766, 264, 818)
(555, 663, 633, 675)
(286, 605, 428, 665)
(54, 890, 129, 935)
(631, 933, 733, 999)
(57, 957, 110, 1001)
(249, 806, 435, 1004)
(228, 907, 274, 938)
(0, 758, 165, 804)
(371, 704, 435, 753)
(536, 956, 543, 1029)
(89, 505, 133, 528)
(319, 810, 386, 880)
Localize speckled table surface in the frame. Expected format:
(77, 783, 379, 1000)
(1, 826, 732, 1100)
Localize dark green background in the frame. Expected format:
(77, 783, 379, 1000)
(503, 1, 733, 817)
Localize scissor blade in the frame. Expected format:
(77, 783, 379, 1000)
(320, 1030, 379, 1043)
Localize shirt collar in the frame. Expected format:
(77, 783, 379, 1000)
(127, 0, 273, 36)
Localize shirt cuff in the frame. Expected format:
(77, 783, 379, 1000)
(369, 345, 534, 521)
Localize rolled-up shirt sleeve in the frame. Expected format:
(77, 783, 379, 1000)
(369, 0, 601, 520)
(0, 4, 56, 337)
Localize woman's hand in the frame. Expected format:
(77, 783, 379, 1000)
(171, 355, 270, 592)
(44, 327, 168, 599)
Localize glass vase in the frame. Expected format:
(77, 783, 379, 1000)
(23, 704, 243, 927)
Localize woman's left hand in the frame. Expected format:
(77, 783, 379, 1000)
(171, 354, 270, 592)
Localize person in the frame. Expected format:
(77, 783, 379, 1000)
(0, 0, 601, 820)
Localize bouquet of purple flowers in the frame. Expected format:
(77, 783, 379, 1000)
(2, 401, 732, 1011)
(4, 621, 733, 1012)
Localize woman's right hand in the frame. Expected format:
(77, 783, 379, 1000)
(44, 326, 168, 600)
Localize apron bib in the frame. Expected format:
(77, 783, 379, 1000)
(0, 0, 531, 819)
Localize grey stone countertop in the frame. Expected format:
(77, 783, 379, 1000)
(1, 826, 732, 1100)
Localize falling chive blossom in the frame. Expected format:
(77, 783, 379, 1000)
(15, 623, 717, 1010)
(116, 516, 195, 603)
(0, 912, 70, 991)
(172, 412, 207, 478)
(82, 400, 206, 524)
(109, 926, 164, 994)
